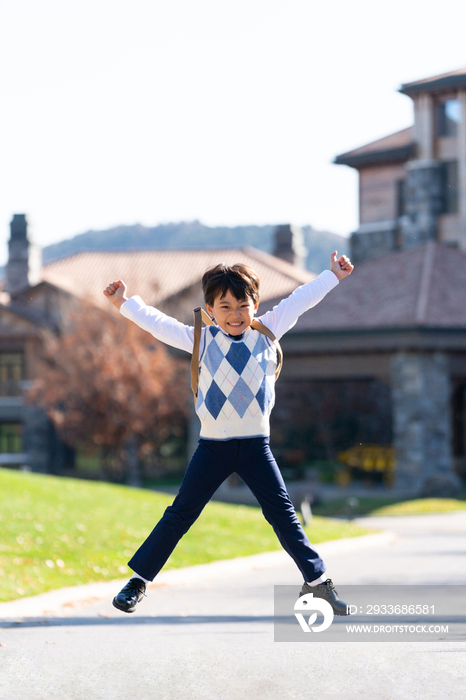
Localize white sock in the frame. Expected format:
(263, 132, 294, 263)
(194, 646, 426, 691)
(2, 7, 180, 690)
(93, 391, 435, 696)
(306, 574, 327, 586)
(130, 572, 151, 584)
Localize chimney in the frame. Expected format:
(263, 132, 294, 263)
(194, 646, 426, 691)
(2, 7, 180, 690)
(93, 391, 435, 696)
(6, 214, 42, 295)
(272, 224, 307, 268)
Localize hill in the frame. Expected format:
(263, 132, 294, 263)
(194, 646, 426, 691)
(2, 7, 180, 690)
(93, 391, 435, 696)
(41, 221, 349, 273)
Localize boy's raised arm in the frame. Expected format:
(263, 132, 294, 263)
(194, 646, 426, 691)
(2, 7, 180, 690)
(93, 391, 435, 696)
(103, 280, 195, 353)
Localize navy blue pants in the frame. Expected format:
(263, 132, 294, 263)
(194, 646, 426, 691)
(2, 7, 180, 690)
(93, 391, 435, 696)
(128, 437, 326, 582)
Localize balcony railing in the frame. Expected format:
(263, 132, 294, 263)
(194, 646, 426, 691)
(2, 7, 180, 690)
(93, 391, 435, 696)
(0, 453, 30, 466)
(0, 380, 34, 397)
(0, 380, 22, 397)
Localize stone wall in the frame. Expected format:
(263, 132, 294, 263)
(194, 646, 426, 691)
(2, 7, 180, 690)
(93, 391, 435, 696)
(351, 162, 444, 262)
(22, 405, 53, 473)
(6, 215, 42, 295)
(399, 162, 443, 248)
(390, 351, 461, 495)
(350, 225, 398, 264)
(272, 224, 307, 268)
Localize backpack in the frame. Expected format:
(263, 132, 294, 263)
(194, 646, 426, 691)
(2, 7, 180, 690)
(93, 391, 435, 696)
(190, 307, 283, 404)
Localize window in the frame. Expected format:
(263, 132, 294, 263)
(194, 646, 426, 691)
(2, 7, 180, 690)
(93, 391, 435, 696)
(437, 99, 461, 137)
(0, 423, 22, 454)
(0, 352, 25, 396)
(439, 161, 459, 214)
(396, 179, 407, 217)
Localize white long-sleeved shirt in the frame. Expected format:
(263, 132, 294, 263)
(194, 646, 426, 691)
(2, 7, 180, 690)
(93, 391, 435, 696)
(120, 270, 338, 353)
(120, 269, 339, 439)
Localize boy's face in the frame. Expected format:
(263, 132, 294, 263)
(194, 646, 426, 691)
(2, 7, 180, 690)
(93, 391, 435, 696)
(206, 289, 258, 336)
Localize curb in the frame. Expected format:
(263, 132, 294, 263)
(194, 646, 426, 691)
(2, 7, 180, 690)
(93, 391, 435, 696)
(0, 531, 396, 620)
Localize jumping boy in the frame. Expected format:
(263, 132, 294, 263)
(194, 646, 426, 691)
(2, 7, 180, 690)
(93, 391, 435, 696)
(103, 250, 354, 614)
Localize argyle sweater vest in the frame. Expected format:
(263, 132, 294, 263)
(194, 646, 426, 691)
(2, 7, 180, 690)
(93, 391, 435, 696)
(196, 325, 278, 440)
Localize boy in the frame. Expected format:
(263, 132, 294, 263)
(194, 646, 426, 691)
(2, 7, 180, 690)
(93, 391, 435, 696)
(104, 250, 353, 614)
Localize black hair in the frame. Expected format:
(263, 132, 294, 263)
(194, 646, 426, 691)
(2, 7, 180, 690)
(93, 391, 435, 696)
(202, 263, 260, 307)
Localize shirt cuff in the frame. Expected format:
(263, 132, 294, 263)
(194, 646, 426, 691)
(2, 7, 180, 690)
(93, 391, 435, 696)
(120, 295, 146, 317)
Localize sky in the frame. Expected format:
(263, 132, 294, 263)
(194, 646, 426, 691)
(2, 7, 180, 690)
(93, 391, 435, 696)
(1, 0, 466, 265)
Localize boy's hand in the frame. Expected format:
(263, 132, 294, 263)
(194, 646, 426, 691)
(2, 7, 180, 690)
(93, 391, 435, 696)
(103, 280, 128, 310)
(330, 251, 354, 280)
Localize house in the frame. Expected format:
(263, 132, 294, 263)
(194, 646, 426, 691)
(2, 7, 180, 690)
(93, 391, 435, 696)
(0, 216, 315, 473)
(335, 67, 466, 261)
(210, 67, 466, 498)
(315, 66, 466, 494)
(3, 64, 466, 498)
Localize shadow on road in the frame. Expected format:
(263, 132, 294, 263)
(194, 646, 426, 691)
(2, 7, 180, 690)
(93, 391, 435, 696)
(0, 614, 276, 629)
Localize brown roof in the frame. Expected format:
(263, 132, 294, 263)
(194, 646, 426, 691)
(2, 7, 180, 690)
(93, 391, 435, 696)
(334, 128, 414, 169)
(285, 242, 466, 333)
(41, 247, 315, 310)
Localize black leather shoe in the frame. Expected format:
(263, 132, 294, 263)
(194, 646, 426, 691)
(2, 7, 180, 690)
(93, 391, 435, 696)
(299, 579, 349, 616)
(112, 578, 146, 613)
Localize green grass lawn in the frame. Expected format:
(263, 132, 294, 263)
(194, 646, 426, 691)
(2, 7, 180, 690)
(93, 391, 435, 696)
(313, 495, 466, 518)
(0, 468, 371, 603)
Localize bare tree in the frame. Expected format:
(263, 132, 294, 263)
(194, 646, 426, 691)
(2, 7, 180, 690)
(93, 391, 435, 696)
(28, 304, 189, 483)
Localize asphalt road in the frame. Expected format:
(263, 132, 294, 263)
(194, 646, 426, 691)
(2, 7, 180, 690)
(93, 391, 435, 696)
(0, 513, 465, 700)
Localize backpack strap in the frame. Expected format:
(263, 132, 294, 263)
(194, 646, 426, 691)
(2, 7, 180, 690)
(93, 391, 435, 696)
(190, 308, 283, 403)
(191, 307, 214, 400)
(250, 319, 283, 381)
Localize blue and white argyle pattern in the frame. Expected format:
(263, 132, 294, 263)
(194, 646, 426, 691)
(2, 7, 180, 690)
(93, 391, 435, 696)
(196, 325, 277, 439)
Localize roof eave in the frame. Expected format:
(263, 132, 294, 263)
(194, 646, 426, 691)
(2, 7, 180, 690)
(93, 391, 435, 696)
(334, 144, 415, 169)
(10, 279, 76, 301)
(399, 75, 466, 96)
(286, 325, 466, 338)
(0, 302, 56, 330)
